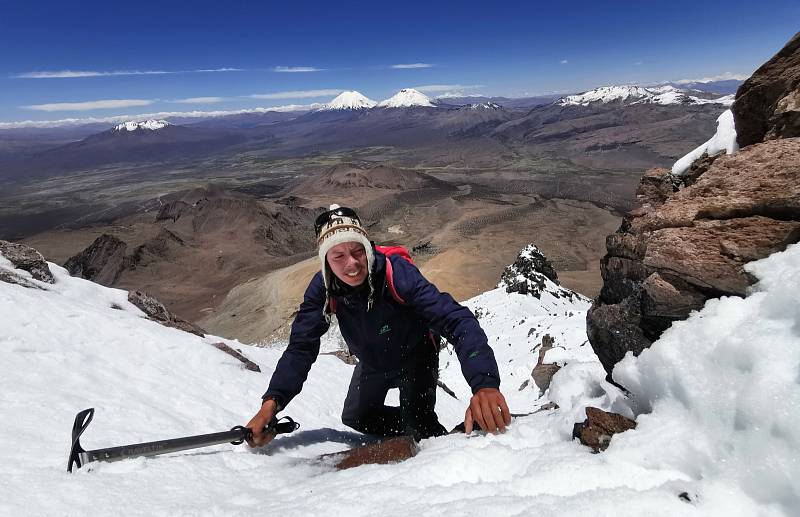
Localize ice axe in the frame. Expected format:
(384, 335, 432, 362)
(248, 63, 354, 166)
(67, 408, 299, 472)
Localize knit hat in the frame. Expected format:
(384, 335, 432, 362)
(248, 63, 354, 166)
(316, 204, 375, 317)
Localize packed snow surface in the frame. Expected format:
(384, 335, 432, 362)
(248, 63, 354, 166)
(672, 109, 739, 175)
(378, 88, 435, 108)
(558, 85, 732, 107)
(321, 91, 376, 110)
(113, 119, 171, 132)
(1, 242, 798, 516)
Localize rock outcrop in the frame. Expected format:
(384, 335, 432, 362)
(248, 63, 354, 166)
(64, 234, 128, 285)
(531, 334, 560, 394)
(587, 32, 800, 378)
(733, 31, 800, 146)
(0, 240, 55, 284)
(499, 244, 584, 302)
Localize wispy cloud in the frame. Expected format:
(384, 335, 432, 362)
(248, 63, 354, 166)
(22, 99, 155, 112)
(247, 89, 343, 100)
(674, 72, 750, 84)
(12, 68, 241, 79)
(391, 63, 434, 69)
(0, 104, 324, 129)
(272, 66, 323, 73)
(413, 84, 482, 93)
(172, 97, 226, 104)
(560, 60, 568, 65)
(634, 61, 643, 66)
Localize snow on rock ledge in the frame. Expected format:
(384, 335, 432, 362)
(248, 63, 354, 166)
(671, 109, 738, 176)
(498, 244, 587, 303)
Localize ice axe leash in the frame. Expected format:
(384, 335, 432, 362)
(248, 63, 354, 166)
(67, 408, 299, 472)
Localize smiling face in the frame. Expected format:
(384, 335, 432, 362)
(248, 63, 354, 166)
(326, 242, 369, 287)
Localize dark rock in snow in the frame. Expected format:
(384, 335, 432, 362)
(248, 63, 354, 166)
(733, 31, 800, 147)
(531, 334, 560, 393)
(210, 342, 261, 372)
(573, 407, 637, 452)
(0, 240, 55, 283)
(322, 436, 419, 470)
(128, 290, 206, 337)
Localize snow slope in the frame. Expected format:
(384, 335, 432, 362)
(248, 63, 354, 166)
(378, 88, 435, 108)
(320, 91, 377, 110)
(1, 242, 798, 516)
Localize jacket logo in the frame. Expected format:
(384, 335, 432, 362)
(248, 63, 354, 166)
(378, 324, 391, 335)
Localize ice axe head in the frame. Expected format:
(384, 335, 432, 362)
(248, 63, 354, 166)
(67, 408, 94, 473)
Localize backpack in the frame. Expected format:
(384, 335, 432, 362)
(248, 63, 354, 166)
(328, 244, 442, 352)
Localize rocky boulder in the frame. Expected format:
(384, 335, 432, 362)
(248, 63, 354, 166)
(572, 407, 637, 452)
(587, 137, 800, 377)
(0, 240, 55, 284)
(63, 234, 128, 286)
(733, 31, 800, 146)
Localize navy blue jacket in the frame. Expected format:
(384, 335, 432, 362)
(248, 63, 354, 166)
(264, 249, 501, 408)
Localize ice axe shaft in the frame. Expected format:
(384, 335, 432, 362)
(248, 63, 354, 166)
(67, 408, 299, 472)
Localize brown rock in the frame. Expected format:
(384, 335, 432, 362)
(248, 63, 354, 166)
(0, 240, 55, 283)
(210, 342, 260, 372)
(573, 407, 636, 452)
(321, 436, 419, 470)
(127, 290, 206, 337)
(531, 334, 560, 393)
(64, 234, 127, 286)
(588, 138, 800, 378)
(733, 31, 800, 146)
(635, 167, 678, 210)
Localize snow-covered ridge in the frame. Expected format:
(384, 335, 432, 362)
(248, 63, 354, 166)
(558, 85, 733, 107)
(465, 101, 502, 110)
(113, 119, 171, 132)
(320, 91, 376, 111)
(378, 88, 435, 108)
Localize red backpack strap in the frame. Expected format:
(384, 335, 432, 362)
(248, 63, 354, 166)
(383, 256, 406, 305)
(375, 245, 413, 264)
(327, 296, 337, 314)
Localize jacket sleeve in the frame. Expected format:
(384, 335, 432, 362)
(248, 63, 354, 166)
(390, 256, 501, 393)
(263, 271, 330, 409)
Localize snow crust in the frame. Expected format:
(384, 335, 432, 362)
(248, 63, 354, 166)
(320, 91, 376, 111)
(1, 241, 797, 516)
(558, 85, 732, 107)
(671, 109, 739, 175)
(113, 119, 171, 132)
(378, 88, 435, 108)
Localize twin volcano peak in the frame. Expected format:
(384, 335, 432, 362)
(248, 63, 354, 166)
(322, 91, 377, 110)
(113, 120, 171, 132)
(378, 88, 435, 108)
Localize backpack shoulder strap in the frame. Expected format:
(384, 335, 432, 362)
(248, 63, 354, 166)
(384, 256, 406, 305)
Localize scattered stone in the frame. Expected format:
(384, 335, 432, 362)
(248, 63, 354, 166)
(572, 407, 637, 452)
(127, 290, 206, 337)
(210, 342, 260, 372)
(534, 402, 559, 413)
(437, 380, 458, 400)
(0, 240, 54, 283)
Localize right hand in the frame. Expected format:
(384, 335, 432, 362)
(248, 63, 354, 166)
(245, 399, 278, 448)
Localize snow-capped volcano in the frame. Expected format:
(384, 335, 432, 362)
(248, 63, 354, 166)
(558, 85, 733, 107)
(378, 88, 435, 108)
(113, 119, 171, 132)
(321, 91, 377, 110)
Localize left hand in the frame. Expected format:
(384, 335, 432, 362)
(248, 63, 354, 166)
(464, 387, 511, 434)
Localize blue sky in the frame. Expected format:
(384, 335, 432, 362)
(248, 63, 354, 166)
(0, 0, 798, 126)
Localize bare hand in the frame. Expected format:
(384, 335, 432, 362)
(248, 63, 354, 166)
(464, 388, 511, 435)
(245, 399, 278, 447)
